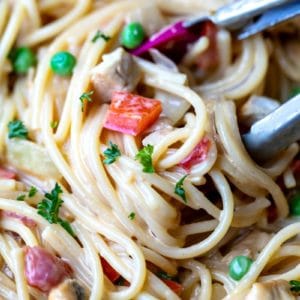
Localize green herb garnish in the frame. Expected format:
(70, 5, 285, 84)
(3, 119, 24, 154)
(174, 175, 188, 203)
(290, 280, 300, 292)
(128, 212, 135, 220)
(103, 142, 121, 165)
(16, 194, 26, 201)
(135, 144, 154, 173)
(79, 91, 94, 111)
(8, 120, 28, 139)
(37, 183, 75, 237)
(92, 30, 111, 43)
(28, 186, 37, 197)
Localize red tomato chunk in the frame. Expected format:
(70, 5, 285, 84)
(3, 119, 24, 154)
(101, 257, 120, 283)
(104, 91, 162, 136)
(24, 246, 72, 292)
(179, 137, 210, 171)
(162, 278, 183, 295)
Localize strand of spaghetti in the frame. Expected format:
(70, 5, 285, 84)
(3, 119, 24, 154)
(226, 222, 300, 297)
(0, 101, 15, 154)
(62, 194, 147, 299)
(182, 260, 212, 300)
(0, 219, 38, 246)
(177, 220, 218, 237)
(0, 2, 26, 79)
(52, 0, 140, 140)
(215, 101, 289, 217)
(11, 248, 30, 300)
(141, 247, 177, 275)
(196, 38, 254, 93)
(145, 271, 180, 300)
(211, 271, 235, 293)
(41, 95, 113, 220)
(144, 77, 207, 169)
(20, 0, 41, 29)
(0, 0, 9, 37)
(0, 271, 17, 300)
(42, 225, 92, 289)
(20, 0, 92, 46)
(73, 222, 103, 300)
(68, 17, 123, 205)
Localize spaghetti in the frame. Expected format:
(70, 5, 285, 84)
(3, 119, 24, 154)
(0, 1, 299, 299)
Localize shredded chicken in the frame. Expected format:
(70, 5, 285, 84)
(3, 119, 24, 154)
(245, 280, 296, 300)
(90, 48, 141, 103)
(222, 230, 270, 264)
(48, 279, 86, 300)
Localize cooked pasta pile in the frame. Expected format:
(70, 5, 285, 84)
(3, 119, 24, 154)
(0, 1, 299, 299)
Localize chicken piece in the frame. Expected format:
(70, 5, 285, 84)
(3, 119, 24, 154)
(222, 230, 270, 264)
(90, 48, 142, 103)
(245, 280, 296, 300)
(48, 279, 86, 300)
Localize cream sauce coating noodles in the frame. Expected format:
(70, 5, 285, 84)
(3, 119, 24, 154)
(0, 1, 299, 299)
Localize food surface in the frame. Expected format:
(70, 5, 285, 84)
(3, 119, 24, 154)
(0, 1, 299, 299)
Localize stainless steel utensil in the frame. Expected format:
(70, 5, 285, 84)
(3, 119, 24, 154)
(242, 95, 300, 162)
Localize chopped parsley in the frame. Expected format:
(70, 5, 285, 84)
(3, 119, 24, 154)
(103, 142, 121, 165)
(156, 270, 178, 281)
(128, 212, 135, 220)
(79, 91, 94, 111)
(28, 186, 37, 197)
(8, 120, 28, 139)
(290, 280, 300, 292)
(37, 183, 75, 237)
(135, 144, 154, 173)
(50, 121, 58, 129)
(174, 175, 188, 203)
(92, 30, 111, 43)
(16, 186, 37, 201)
(16, 194, 26, 201)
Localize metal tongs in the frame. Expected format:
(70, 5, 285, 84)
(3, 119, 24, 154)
(132, 0, 300, 56)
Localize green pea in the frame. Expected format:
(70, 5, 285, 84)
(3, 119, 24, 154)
(8, 47, 37, 74)
(121, 22, 145, 49)
(289, 193, 300, 216)
(50, 51, 76, 76)
(229, 256, 253, 281)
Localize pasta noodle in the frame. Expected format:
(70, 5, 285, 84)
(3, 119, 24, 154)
(0, 1, 299, 299)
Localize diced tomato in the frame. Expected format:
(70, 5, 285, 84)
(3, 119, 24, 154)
(104, 91, 162, 136)
(24, 246, 72, 292)
(162, 279, 183, 295)
(179, 137, 210, 171)
(100, 257, 120, 283)
(2, 211, 36, 228)
(197, 21, 219, 71)
(0, 168, 16, 179)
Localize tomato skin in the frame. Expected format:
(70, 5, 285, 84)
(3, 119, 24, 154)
(162, 279, 183, 295)
(179, 137, 210, 171)
(197, 21, 219, 71)
(0, 168, 16, 179)
(100, 257, 120, 283)
(104, 91, 162, 136)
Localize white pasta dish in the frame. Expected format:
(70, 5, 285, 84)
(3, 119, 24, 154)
(0, 1, 300, 299)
